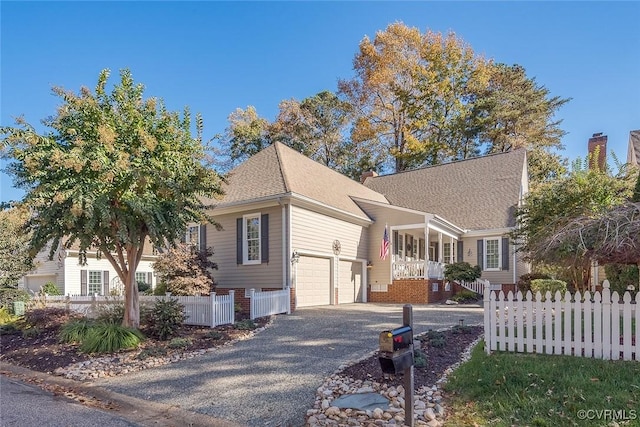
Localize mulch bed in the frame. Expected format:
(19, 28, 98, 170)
(0, 318, 270, 375)
(339, 325, 483, 388)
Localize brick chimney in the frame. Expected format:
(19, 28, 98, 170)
(588, 133, 607, 171)
(360, 170, 378, 183)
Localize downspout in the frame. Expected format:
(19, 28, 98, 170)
(279, 198, 287, 289)
(513, 239, 517, 285)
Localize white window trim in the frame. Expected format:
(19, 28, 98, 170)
(243, 213, 261, 265)
(484, 238, 501, 271)
(88, 270, 103, 295)
(186, 225, 200, 251)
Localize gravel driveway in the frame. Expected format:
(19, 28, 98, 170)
(93, 303, 483, 427)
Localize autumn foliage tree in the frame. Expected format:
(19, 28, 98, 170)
(0, 205, 35, 288)
(1, 69, 224, 328)
(152, 244, 217, 296)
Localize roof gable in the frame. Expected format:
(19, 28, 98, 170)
(363, 150, 527, 230)
(211, 143, 389, 220)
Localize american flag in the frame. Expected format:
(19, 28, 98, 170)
(379, 225, 390, 260)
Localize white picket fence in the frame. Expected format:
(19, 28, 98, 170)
(460, 278, 492, 295)
(484, 280, 639, 361)
(249, 288, 290, 320)
(42, 291, 235, 327)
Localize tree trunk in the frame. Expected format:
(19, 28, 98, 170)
(122, 267, 140, 329)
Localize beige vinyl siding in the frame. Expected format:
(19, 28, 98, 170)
(290, 205, 368, 260)
(208, 205, 283, 290)
(355, 203, 425, 288)
(20, 242, 65, 292)
(459, 235, 515, 285)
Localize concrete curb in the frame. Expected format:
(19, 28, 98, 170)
(0, 362, 244, 427)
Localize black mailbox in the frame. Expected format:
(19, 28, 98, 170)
(379, 326, 413, 353)
(378, 326, 414, 375)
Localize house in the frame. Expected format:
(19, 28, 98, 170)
(19, 240, 159, 296)
(203, 142, 530, 310)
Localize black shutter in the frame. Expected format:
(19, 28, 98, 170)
(236, 218, 243, 264)
(477, 240, 483, 270)
(393, 231, 399, 255)
(103, 271, 109, 295)
(199, 224, 207, 253)
(502, 237, 510, 270)
(261, 214, 269, 263)
(80, 270, 87, 296)
(457, 241, 464, 263)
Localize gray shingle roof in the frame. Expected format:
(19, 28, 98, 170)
(628, 130, 640, 166)
(211, 143, 389, 219)
(363, 150, 527, 230)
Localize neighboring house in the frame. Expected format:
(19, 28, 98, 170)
(202, 142, 530, 309)
(19, 241, 158, 296)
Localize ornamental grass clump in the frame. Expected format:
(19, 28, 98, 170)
(80, 323, 144, 354)
(58, 318, 95, 344)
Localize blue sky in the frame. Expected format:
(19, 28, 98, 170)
(2, 1, 639, 203)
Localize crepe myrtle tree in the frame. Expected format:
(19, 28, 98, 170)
(1, 69, 224, 328)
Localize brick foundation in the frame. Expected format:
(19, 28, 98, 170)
(368, 279, 463, 304)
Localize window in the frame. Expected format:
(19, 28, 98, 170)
(484, 238, 500, 270)
(244, 213, 261, 264)
(444, 282, 451, 291)
(88, 271, 103, 295)
(186, 225, 200, 251)
(432, 282, 439, 292)
(135, 272, 150, 285)
(443, 243, 451, 264)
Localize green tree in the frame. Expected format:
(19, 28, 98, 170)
(218, 106, 272, 169)
(1, 69, 224, 328)
(152, 243, 217, 296)
(0, 205, 35, 287)
(513, 161, 635, 291)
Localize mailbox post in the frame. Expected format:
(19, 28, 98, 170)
(378, 304, 415, 427)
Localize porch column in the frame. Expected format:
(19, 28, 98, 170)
(424, 218, 430, 279)
(450, 236, 454, 264)
(438, 232, 443, 263)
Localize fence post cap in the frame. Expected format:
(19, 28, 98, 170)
(603, 280, 610, 289)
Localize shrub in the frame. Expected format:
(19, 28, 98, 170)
(444, 262, 482, 283)
(0, 323, 18, 335)
(234, 319, 257, 330)
(530, 279, 567, 298)
(80, 323, 144, 354)
(206, 330, 224, 340)
(137, 281, 151, 293)
(0, 288, 31, 313)
(168, 337, 192, 349)
(95, 302, 125, 324)
(0, 307, 18, 325)
(517, 273, 552, 293)
(22, 326, 40, 338)
(59, 318, 95, 344)
(153, 281, 167, 296)
(40, 282, 62, 296)
(143, 298, 186, 341)
(604, 264, 639, 296)
(23, 307, 80, 330)
(414, 347, 427, 368)
(451, 290, 480, 303)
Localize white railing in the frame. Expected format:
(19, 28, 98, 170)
(392, 261, 425, 279)
(426, 261, 445, 279)
(41, 292, 235, 327)
(250, 288, 290, 320)
(484, 280, 639, 361)
(460, 278, 492, 295)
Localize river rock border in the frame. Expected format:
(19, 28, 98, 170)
(53, 317, 274, 381)
(307, 327, 484, 427)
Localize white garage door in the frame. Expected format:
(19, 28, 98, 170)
(296, 256, 331, 307)
(338, 261, 362, 304)
(25, 275, 57, 294)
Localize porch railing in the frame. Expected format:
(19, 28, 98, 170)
(392, 260, 445, 280)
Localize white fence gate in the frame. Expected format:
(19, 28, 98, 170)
(42, 291, 235, 327)
(249, 288, 290, 320)
(484, 281, 639, 361)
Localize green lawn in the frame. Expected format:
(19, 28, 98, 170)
(444, 342, 640, 426)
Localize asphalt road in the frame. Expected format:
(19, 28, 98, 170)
(92, 303, 484, 427)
